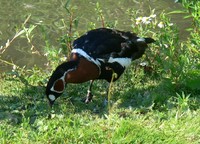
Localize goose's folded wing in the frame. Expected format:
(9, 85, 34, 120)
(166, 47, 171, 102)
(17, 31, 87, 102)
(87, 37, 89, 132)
(72, 28, 133, 61)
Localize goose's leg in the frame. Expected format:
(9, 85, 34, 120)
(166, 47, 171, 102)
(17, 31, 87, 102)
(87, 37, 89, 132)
(84, 80, 94, 103)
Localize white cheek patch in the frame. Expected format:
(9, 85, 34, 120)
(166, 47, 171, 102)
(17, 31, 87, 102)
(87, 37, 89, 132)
(108, 57, 131, 68)
(49, 94, 56, 101)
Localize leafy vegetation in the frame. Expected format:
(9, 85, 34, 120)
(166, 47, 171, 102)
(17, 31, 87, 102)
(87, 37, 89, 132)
(0, 0, 199, 143)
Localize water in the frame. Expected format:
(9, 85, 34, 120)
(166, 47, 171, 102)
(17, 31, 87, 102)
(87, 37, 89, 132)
(0, 0, 191, 72)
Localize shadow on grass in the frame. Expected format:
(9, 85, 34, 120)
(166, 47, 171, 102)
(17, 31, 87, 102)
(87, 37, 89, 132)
(0, 85, 48, 125)
(0, 94, 24, 124)
(1, 74, 199, 126)
(0, 80, 108, 125)
(115, 76, 200, 115)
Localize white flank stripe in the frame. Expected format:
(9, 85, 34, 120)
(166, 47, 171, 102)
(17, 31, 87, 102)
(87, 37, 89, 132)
(136, 37, 145, 42)
(72, 48, 132, 69)
(71, 48, 101, 67)
(108, 57, 131, 68)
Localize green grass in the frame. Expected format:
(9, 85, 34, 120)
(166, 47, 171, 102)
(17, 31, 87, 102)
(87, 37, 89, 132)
(0, 66, 200, 143)
(0, 0, 200, 143)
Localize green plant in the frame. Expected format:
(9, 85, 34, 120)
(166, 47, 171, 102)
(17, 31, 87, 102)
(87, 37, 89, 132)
(62, 0, 79, 58)
(95, 2, 105, 28)
(94, 2, 118, 29)
(176, 92, 191, 111)
(0, 15, 39, 70)
(175, 0, 200, 30)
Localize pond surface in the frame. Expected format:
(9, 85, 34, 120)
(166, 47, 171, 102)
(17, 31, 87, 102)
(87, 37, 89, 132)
(0, 0, 191, 72)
